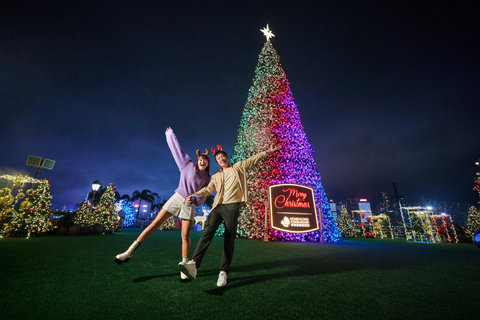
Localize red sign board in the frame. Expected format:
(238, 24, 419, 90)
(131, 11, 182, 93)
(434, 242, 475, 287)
(268, 184, 319, 233)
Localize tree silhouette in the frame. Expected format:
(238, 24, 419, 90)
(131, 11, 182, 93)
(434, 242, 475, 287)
(131, 189, 158, 219)
(151, 199, 167, 216)
(117, 193, 131, 202)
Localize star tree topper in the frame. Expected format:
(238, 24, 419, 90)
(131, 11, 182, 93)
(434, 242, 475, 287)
(260, 24, 275, 41)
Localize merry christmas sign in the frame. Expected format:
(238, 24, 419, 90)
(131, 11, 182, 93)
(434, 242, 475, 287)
(268, 184, 319, 233)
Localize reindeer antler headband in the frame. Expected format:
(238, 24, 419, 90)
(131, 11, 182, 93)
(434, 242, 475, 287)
(196, 149, 210, 157)
(211, 145, 223, 154)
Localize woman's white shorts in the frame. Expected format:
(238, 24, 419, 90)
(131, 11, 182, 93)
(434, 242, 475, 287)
(163, 192, 195, 220)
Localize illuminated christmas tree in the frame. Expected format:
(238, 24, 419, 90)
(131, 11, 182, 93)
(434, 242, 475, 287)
(229, 26, 341, 242)
(92, 183, 119, 232)
(5, 179, 53, 238)
(74, 200, 92, 225)
(338, 206, 356, 238)
(465, 206, 480, 238)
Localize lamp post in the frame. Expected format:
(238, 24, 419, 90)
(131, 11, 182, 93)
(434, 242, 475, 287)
(91, 179, 102, 207)
(26, 156, 55, 179)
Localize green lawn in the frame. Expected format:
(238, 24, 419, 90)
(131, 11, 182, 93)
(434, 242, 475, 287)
(1, 229, 478, 319)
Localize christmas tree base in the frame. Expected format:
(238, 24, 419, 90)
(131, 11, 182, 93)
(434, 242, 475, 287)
(58, 226, 68, 236)
(80, 226, 93, 235)
(69, 224, 82, 236)
(94, 224, 104, 235)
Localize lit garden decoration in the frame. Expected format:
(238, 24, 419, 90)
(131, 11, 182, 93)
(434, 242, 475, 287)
(370, 214, 394, 239)
(428, 214, 458, 243)
(400, 206, 457, 243)
(1, 176, 53, 238)
(0, 174, 51, 238)
(351, 210, 373, 237)
(222, 25, 341, 242)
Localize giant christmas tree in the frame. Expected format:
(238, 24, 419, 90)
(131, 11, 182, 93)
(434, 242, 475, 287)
(229, 26, 341, 242)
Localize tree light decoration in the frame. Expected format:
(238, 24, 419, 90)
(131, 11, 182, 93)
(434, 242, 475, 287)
(465, 206, 480, 239)
(74, 200, 92, 226)
(224, 30, 341, 242)
(119, 199, 136, 228)
(3, 179, 53, 238)
(92, 183, 120, 233)
(337, 206, 356, 238)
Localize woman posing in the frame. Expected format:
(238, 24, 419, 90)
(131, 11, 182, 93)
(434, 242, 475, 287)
(114, 127, 210, 280)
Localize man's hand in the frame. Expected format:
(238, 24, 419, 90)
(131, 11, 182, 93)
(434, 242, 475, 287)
(186, 195, 194, 205)
(266, 144, 282, 155)
(166, 127, 172, 133)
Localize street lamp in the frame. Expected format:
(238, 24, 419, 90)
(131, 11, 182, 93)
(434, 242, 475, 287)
(91, 179, 102, 206)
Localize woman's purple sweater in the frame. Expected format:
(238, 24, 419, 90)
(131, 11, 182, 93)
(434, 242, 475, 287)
(166, 130, 209, 207)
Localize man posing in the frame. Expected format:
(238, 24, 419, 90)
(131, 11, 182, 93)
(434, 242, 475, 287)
(179, 144, 281, 286)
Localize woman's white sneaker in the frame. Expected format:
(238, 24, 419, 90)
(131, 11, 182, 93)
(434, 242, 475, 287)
(178, 260, 197, 279)
(113, 240, 141, 264)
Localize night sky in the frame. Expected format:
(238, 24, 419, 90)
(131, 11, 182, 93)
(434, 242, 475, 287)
(1, 1, 479, 210)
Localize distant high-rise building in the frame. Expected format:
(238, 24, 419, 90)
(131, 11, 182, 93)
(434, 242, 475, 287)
(132, 200, 151, 220)
(329, 200, 338, 221)
(377, 192, 390, 214)
(357, 199, 373, 222)
(358, 199, 371, 212)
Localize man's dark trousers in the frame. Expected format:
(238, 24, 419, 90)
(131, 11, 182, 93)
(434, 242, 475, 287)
(192, 203, 241, 273)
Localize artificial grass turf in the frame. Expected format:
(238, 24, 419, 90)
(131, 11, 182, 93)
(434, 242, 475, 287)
(1, 229, 479, 319)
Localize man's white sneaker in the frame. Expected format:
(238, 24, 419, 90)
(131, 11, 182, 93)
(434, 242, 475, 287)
(178, 260, 197, 279)
(217, 271, 227, 287)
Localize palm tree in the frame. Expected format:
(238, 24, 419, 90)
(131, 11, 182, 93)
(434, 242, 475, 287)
(151, 199, 167, 217)
(116, 192, 131, 202)
(131, 189, 159, 219)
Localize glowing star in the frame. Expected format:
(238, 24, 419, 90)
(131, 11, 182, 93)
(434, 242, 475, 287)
(260, 24, 275, 41)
